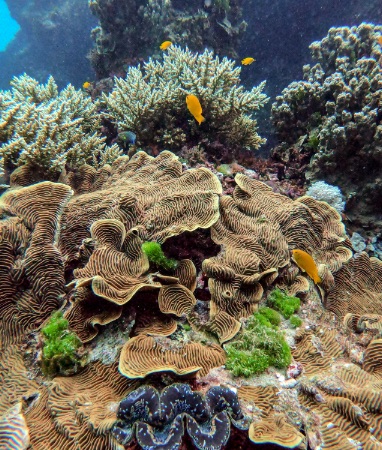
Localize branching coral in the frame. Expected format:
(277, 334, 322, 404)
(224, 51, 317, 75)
(88, 0, 246, 78)
(0, 74, 121, 183)
(272, 23, 382, 219)
(102, 46, 268, 158)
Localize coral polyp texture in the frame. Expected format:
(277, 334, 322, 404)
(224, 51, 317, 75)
(113, 384, 249, 449)
(0, 74, 121, 184)
(102, 46, 268, 158)
(271, 23, 382, 224)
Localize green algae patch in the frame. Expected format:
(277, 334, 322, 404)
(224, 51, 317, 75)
(225, 310, 291, 378)
(41, 311, 83, 376)
(267, 288, 300, 319)
(290, 315, 303, 328)
(142, 241, 178, 271)
(258, 306, 281, 327)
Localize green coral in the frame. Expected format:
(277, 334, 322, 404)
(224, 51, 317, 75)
(142, 241, 178, 271)
(290, 315, 303, 328)
(41, 311, 83, 376)
(103, 46, 268, 156)
(267, 288, 300, 319)
(0, 74, 121, 180)
(225, 311, 291, 378)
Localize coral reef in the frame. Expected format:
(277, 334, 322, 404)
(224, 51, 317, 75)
(0, 74, 121, 183)
(271, 23, 382, 225)
(102, 46, 268, 158)
(89, 0, 246, 78)
(2, 141, 382, 449)
(113, 384, 249, 449)
(306, 181, 345, 213)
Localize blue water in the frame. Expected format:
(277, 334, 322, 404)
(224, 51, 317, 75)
(0, 0, 19, 51)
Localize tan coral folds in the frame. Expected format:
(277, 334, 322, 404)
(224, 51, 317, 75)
(119, 335, 226, 378)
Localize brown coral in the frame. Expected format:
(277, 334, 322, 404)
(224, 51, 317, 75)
(119, 335, 226, 379)
(325, 252, 382, 318)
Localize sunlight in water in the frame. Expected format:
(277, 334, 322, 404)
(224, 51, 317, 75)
(0, 0, 20, 51)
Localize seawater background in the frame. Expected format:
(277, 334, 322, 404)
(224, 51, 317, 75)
(0, 0, 381, 150)
(0, 0, 19, 51)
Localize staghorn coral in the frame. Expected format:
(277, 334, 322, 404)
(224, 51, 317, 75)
(112, 383, 249, 449)
(272, 23, 382, 223)
(102, 46, 268, 158)
(0, 74, 121, 183)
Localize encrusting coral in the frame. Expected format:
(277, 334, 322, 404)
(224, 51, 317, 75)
(0, 74, 121, 184)
(102, 46, 268, 158)
(272, 23, 382, 223)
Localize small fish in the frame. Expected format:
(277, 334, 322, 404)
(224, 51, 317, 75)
(160, 41, 172, 50)
(118, 131, 136, 145)
(82, 81, 92, 89)
(241, 57, 255, 65)
(292, 249, 321, 284)
(378, 36, 382, 45)
(186, 94, 205, 125)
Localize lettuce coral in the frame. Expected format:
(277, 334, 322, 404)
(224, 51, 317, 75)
(0, 74, 121, 182)
(102, 46, 268, 158)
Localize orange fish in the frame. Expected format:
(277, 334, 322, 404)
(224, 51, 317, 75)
(160, 41, 172, 50)
(378, 36, 382, 45)
(241, 57, 255, 65)
(186, 94, 205, 125)
(292, 249, 321, 284)
(82, 81, 92, 89)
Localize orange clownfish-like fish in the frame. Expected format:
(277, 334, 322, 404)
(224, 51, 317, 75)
(292, 249, 321, 284)
(241, 57, 255, 65)
(186, 94, 205, 125)
(160, 41, 172, 50)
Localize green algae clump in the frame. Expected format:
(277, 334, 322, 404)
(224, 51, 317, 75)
(41, 311, 82, 376)
(142, 241, 178, 271)
(267, 288, 300, 319)
(225, 310, 291, 378)
(290, 315, 303, 328)
(258, 306, 281, 327)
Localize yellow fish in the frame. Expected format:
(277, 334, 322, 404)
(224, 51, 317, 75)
(82, 81, 92, 89)
(292, 249, 321, 284)
(241, 57, 255, 65)
(160, 41, 172, 50)
(186, 94, 205, 125)
(378, 36, 382, 45)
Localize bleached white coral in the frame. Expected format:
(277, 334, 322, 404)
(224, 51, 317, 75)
(0, 74, 121, 179)
(103, 46, 269, 152)
(306, 181, 345, 213)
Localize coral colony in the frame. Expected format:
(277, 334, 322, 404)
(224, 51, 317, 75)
(0, 17, 382, 450)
